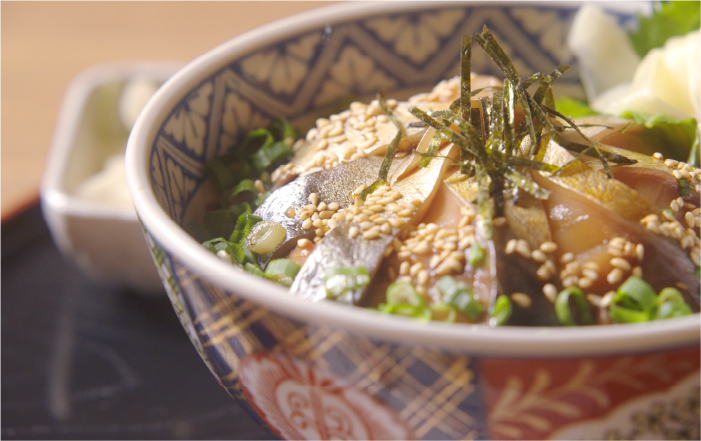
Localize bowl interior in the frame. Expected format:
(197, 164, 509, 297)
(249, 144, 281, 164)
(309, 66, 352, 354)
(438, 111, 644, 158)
(127, 1, 699, 356)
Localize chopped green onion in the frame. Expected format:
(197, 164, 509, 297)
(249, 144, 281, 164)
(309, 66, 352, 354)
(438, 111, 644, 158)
(654, 287, 692, 320)
(238, 128, 274, 157)
(230, 179, 257, 197)
(678, 178, 690, 196)
(264, 258, 300, 287)
(265, 259, 301, 279)
(202, 237, 229, 254)
(245, 262, 266, 277)
(468, 242, 485, 267)
(250, 141, 292, 172)
(430, 303, 457, 322)
(657, 287, 685, 304)
(324, 266, 371, 300)
(255, 191, 271, 206)
(555, 287, 593, 326)
(268, 117, 297, 143)
(490, 295, 512, 326)
(245, 220, 286, 254)
(378, 303, 432, 321)
(226, 241, 249, 265)
(437, 276, 483, 320)
(230, 213, 263, 244)
(229, 201, 252, 219)
(386, 281, 424, 306)
(655, 300, 692, 320)
(609, 276, 658, 323)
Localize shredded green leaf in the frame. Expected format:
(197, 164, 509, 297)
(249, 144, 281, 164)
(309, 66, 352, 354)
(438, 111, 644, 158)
(621, 110, 700, 167)
(628, 1, 701, 58)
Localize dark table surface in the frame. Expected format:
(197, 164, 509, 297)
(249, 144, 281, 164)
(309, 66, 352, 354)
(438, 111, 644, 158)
(1, 204, 274, 440)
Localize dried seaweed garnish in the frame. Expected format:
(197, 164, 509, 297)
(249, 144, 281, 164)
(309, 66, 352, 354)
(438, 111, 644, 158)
(360, 92, 403, 199)
(475, 26, 537, 148)
(460, 35, 473, 174)
(542, 106, 637, 176)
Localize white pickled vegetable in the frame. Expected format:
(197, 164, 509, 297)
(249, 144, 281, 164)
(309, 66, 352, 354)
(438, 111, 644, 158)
(118, 78, 160, 131)
(592, 30, 700, 122)
(74, 154, 134, 209)
(567, 4, 641, 100)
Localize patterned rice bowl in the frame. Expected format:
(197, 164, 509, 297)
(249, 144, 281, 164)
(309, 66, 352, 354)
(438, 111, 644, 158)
(126, 2, 700, 440)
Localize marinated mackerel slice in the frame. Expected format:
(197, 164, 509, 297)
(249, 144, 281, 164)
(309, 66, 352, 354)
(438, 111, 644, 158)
(254, 155, 406, 264)
(274, 74, 502, 185)
(289, 145, 458, 304)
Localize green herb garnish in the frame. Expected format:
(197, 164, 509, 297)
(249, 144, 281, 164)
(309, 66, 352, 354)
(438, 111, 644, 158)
(555, 287, 593, 326)
(490, 295, 512, 326)
(324, 266, 371, 300)
(628, 1, 701, 58)
(609, 276, 658, 323)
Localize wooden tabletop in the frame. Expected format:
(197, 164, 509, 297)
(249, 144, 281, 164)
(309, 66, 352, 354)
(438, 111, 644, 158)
(1, 1, 333, 220)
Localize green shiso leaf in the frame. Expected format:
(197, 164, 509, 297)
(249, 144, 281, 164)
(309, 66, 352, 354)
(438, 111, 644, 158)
(628, 1, 701, 58)
(621, 110, 700, 167)
(554, 96, 600, 119)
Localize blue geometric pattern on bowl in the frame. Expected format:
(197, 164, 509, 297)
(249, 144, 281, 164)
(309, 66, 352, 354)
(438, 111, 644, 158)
(148, 4, 608, 225)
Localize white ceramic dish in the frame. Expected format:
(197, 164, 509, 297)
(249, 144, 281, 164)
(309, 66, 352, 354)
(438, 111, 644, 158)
(41, 61, 182, 293)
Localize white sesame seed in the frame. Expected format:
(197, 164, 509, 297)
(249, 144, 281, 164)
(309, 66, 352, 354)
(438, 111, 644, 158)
(505, 239, 517, 255)
(511, 293, 532, 308)
(561, 252, 574, 263)
(515, 240, 531, 258)
(685, 211, 695, 228)
(632, 266, 643, 277)
(537, 264, 553, 281)
(315, 228, 325, 237)
(308, 193, 319, 206)
(398, 209, 414, 217)
(363, 228, 380, 240)
(302, 219, 313, 230)
(297, 238, 311, 248)
(349, 226, 359, 239)
(563, 276, 579, 288)
(540, 241, 558, 253)
(531, 250, 547, 263)
(388, 217, 404, 228)
(610, 257, 631, 271)
(607, 268, 624, 284)
(582, 269, 599, 281)
(543, 284, 557, 303)
(578, 277, 593, 289)
(417, 270, 430, 286)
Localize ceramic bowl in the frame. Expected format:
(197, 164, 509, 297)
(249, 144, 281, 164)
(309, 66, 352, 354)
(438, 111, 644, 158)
(42, 62, 182, 293)
(126, 3, 700, 439)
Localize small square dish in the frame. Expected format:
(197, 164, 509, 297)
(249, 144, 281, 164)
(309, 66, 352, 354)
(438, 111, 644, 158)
(41, 61, 182, 293)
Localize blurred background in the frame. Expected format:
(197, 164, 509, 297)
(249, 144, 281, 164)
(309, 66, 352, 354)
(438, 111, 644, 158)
(2, 1, 332, 219)
(2, 2, 331, 439)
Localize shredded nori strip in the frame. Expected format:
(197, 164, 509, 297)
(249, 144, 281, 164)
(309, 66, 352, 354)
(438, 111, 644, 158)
(475, 27, 537, 148)
(360, 92, 403, 199)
